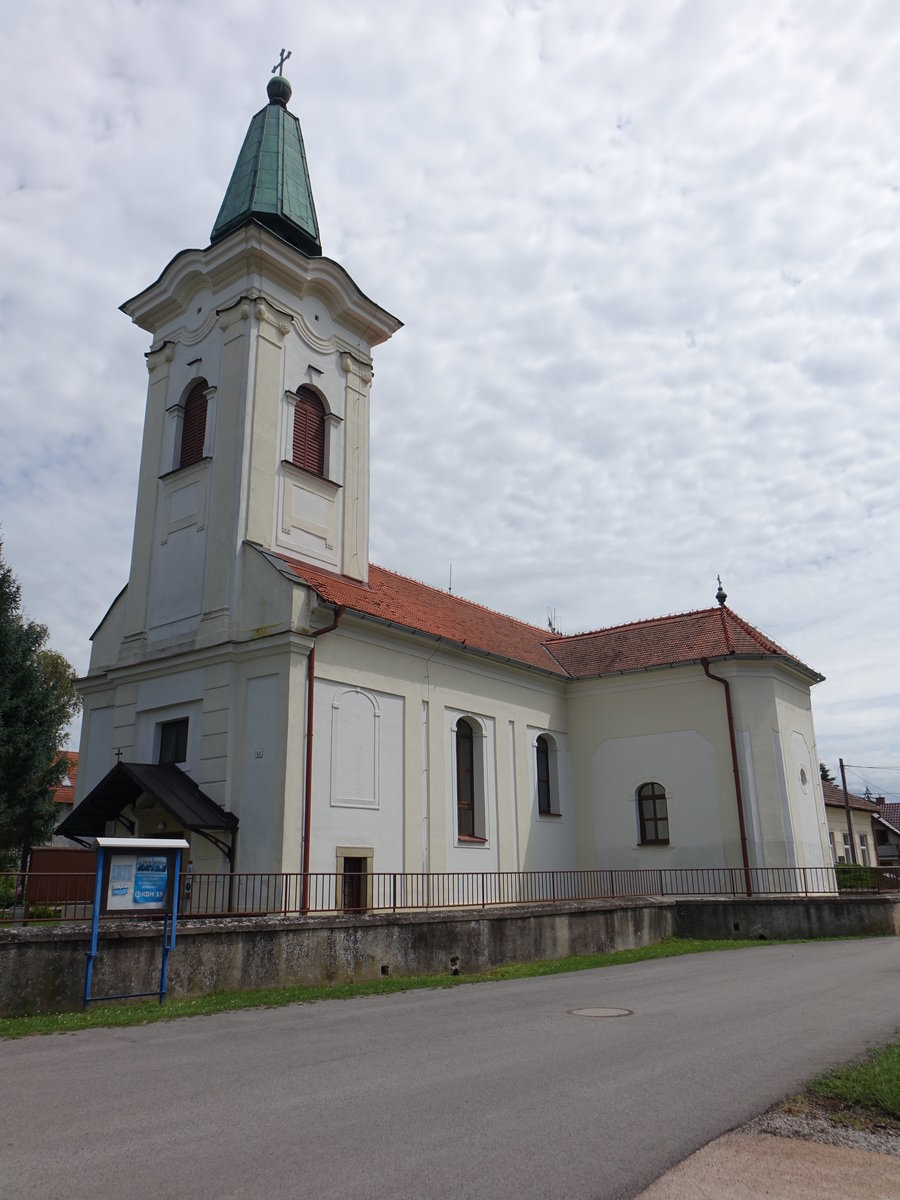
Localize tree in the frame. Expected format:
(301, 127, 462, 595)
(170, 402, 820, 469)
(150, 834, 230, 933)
(820, 762, 835, 784)
(0, 547, 80, 873)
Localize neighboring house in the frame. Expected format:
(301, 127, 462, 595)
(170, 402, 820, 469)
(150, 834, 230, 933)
(820, 779, 885, 866)
(59, 71, 834, 887)
(873, 800, 900, 865)
(47, 751, 78, 848)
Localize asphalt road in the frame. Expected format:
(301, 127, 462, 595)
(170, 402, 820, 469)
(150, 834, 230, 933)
(3, 939, 899, 1200)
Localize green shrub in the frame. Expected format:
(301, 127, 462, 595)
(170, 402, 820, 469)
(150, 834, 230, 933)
(834, 864, 879, 891)
(0, 873, 22, 908)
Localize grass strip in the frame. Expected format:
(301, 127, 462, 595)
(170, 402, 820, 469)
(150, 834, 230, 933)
(805, 1040, 900, 1123)
(0, 935, 792, 1039)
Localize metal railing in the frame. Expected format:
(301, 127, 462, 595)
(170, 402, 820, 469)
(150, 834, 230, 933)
(3, 863, 899, 924)
(0, 872, 97, 924)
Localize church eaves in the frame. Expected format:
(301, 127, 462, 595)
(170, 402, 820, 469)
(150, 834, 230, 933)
(259, 549, 824, 684)
(210, 73, 322, 257)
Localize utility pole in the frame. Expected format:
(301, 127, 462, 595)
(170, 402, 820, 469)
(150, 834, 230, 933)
(839, 757, 857, 864)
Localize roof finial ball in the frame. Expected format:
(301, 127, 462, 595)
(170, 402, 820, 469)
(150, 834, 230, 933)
(267, 48, 293, 107)
(715, 575, 727, 607)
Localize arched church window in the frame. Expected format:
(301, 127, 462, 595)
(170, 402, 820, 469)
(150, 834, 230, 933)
(535, 733, 562, 817)
(637, 782, 669, 845)
(456, 718, 475, 837)
(454, 716, 487, 842)
(179, 381, 208, 468)
(292, 387, 326, 476)
(536, 735, 552, 815)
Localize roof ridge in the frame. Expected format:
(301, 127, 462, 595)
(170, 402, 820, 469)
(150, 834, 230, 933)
(544, 607, 722, 644)
(365, 563, 555, 638)
(722, 606, 787, 654)
(718, 605, 735, 654)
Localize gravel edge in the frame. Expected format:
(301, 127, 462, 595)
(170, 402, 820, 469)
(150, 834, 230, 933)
(745, 1100, 900, 1158)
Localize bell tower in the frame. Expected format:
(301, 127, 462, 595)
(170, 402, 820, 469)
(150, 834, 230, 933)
(117, 68, 402, 656)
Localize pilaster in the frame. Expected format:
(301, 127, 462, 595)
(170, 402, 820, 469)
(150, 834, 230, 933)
(340, 351, 374, 582)
(123, 342, 175, 642)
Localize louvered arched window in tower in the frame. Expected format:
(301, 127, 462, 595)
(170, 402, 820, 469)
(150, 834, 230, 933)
(292, 387, 326, 476)
(179, 381, 208, 468)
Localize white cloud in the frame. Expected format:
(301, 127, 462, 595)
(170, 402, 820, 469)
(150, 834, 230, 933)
(1, 0, 898, 794)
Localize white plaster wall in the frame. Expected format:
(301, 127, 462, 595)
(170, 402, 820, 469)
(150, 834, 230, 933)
(86, 589, 127, 675)
(115, 230, 389, 667)
(521, 726, 576, 871)
(444, 707, 499, 871)
(146, 467, 211, 636)
(724, 665, 830, 870)
(312, 620, 570, 878)
(310, 679, 405, 874)
(237, 673, 285, 874)
(75, 702, 115, 800)
(568, 670, 739, 870)
(590, 730, 722, 868)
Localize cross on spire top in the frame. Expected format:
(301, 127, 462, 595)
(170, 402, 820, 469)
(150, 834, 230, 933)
(272, 48, 292, 75)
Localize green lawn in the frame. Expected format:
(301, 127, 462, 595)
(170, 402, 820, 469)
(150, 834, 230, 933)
(0, 935, 782, 1039)
(805, 1041, 900, 1125)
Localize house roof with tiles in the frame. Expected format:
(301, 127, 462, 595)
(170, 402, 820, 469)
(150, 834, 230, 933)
(54, 750, 78, 807)
(262, 549, 823, 683)
(821, 779, 879, 813)
(821, 784, 900, 834)
(543, 605, 822, 681)
(266, 553, 569, 675)
(878, 802, 900, 832)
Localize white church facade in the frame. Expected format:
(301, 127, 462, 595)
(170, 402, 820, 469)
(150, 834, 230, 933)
(63, 71, 833, 891)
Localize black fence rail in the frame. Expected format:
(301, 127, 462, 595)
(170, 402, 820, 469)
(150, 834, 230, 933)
(4, 863, 899, 925)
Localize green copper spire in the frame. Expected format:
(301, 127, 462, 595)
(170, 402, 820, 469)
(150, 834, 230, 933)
(210, 70, 321, 256)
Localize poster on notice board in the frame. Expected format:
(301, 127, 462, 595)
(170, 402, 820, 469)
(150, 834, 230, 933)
(102, 852, 173, 913)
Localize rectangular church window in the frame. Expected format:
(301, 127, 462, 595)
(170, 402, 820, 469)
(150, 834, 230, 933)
(159, 718, 189, 765)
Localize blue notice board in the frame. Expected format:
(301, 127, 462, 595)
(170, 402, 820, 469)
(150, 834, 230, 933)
(102, 851, 174, 914)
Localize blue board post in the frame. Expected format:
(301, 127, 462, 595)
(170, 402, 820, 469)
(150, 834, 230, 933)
(84, 845, 106, 1009)
(84, 837, 190, 1010)
(158, 850, 183, 1003)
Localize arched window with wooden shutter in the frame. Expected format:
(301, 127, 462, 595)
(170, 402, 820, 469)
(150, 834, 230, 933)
(454, 716, 487, 842)
(536, 735, 552, 815)
(292, 387, 326, 476)
(179, 381, 208, 468)
(637, 782, 669, 845)
(456, 718, 475, 838)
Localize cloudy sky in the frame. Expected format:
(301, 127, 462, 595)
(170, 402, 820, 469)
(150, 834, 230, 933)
(1, 1, 898, 798)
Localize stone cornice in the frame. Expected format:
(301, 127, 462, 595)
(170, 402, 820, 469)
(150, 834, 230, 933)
(121, 225, 403, 347)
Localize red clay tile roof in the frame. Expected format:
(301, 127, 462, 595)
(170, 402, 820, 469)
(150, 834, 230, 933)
(543, 606, 822, 681)
(876, 802, 900, 832)
(821, 782, 900, 832)
(54, 750, 78, 807)
(821, 779, 884, 814)
(269, 555, 568, 675)
(263, 549, 822, 683)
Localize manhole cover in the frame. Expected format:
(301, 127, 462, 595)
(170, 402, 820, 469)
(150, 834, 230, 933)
(569, 1007, 633, 1018)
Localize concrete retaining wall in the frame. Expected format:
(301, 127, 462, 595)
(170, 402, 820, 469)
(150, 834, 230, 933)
(674, 895, 900, 941)
(0, 899, 673, 1017)
(2, 894, 898, 1017)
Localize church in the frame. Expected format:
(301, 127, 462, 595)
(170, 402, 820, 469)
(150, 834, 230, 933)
(62, 70, 833, 892)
